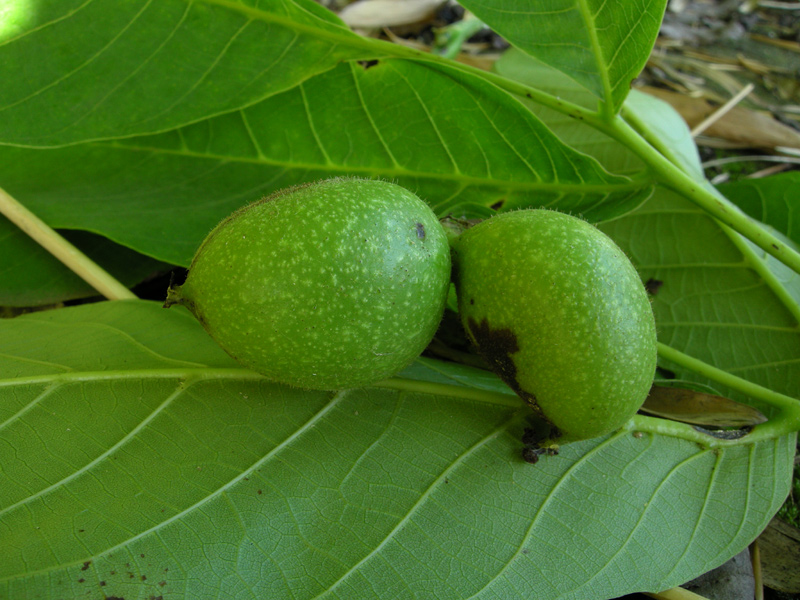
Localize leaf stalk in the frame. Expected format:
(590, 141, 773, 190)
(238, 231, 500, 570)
(657, 342, 800, 442)
(0, 186, 136, 301)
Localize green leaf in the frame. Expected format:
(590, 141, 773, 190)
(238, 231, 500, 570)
(0, 0, 379, 147)
(717, 172, 800, 247)
(0, 300, 793, 599)
(493, 47, 704, 185)
(600, 187, 800, 410)
(0, 59, 652, 267)
(0, 221, 170, 306)
(459, 0, 667, 113)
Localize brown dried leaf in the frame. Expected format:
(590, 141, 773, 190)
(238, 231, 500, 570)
(640, 86, 800, 150)
(641, 385, 768, 428)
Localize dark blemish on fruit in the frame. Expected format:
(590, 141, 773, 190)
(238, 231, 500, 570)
(110, 571, 116, 575)
(415, 222, 425, 239)
(77, 578, 85, 583)
(100, 581, 107, 586)
(467, 317, 519, 383)
(359, 59, 380, 69)
(466, 318, 550, 425)
(644, 278, 663, 295)
(140, 554, 145, 558)
(257, 490, 262, 495)
(469, 298, 474, 305)
(81, 561, 91, 571)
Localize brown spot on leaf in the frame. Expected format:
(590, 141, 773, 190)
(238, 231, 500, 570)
(645, 278, 663, 295)
(77, 578, 85, 584)
(81, 561, 91, 571)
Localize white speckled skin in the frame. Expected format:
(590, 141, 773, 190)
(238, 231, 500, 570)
(173, 178, 451, 390)
(452, 210, 657, 443)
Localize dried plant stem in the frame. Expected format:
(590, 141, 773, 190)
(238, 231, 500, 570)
(751, 540, 764, 600)
(0, 186, 136, 301)
(690, 83, 755, 137)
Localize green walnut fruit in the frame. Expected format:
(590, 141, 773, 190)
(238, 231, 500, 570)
(451, 209, 657, 447)
(165, 178, 451, 390)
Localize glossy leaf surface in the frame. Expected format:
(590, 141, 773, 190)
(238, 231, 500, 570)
(460, 0, 667, 112)
(0, 0, 378, 146)
(718, 172, 800, 247)
(0, 60, 651, 268)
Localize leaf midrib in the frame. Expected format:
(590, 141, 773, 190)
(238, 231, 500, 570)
(101, 141, 651, 196)
(0, 368, 522, 407)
